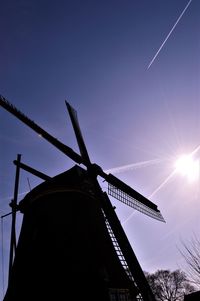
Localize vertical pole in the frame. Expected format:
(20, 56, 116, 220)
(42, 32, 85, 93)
(8, 154, 21, 283)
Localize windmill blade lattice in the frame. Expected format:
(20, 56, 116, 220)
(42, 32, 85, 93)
(106, 173, 165, 222)
(108, 183, 164, 222)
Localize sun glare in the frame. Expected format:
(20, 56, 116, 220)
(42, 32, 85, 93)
(175, 154, 199, 182)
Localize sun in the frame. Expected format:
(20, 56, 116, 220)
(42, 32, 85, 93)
(175, 154, 199, 182)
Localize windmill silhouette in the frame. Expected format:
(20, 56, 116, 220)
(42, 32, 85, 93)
(0, 95, 165, 301)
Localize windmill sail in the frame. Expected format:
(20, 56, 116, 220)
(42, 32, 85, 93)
(65, 100, 91, 165)
(107, 174, 165, 222)
(13, 160, 51, 181)
(0, 95, 82, 164)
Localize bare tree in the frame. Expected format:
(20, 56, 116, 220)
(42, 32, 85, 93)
(145, 269, 195, 301)
(179, 234, 200, 289)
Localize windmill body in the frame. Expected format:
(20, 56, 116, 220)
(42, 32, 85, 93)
(4, 165, 139, 301)
(0, 95, 165, 301)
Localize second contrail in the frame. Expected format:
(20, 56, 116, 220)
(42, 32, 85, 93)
(104, 158, 162, 174)
(147, 0, 192, 69)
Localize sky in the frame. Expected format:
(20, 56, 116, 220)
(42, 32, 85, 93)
(0, 0, 200, 298)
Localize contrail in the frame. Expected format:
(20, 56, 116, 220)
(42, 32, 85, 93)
(191, 143, 200, 156)
(122, 210, 137, 225)
(149, 169, 176, 199)
(105, 158, 162, 174)
(147, 0, 192, 69)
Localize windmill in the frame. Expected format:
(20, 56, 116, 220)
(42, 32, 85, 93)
(0, 95, 165, 301)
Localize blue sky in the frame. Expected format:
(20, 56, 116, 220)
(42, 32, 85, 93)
(0, 0, 200, 297)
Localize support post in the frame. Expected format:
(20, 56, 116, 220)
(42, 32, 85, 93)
(8, 154, 21, 283)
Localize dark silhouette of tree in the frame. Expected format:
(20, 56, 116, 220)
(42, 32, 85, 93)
(179, 234, 200, 289)
(145, 269, 195, 301)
